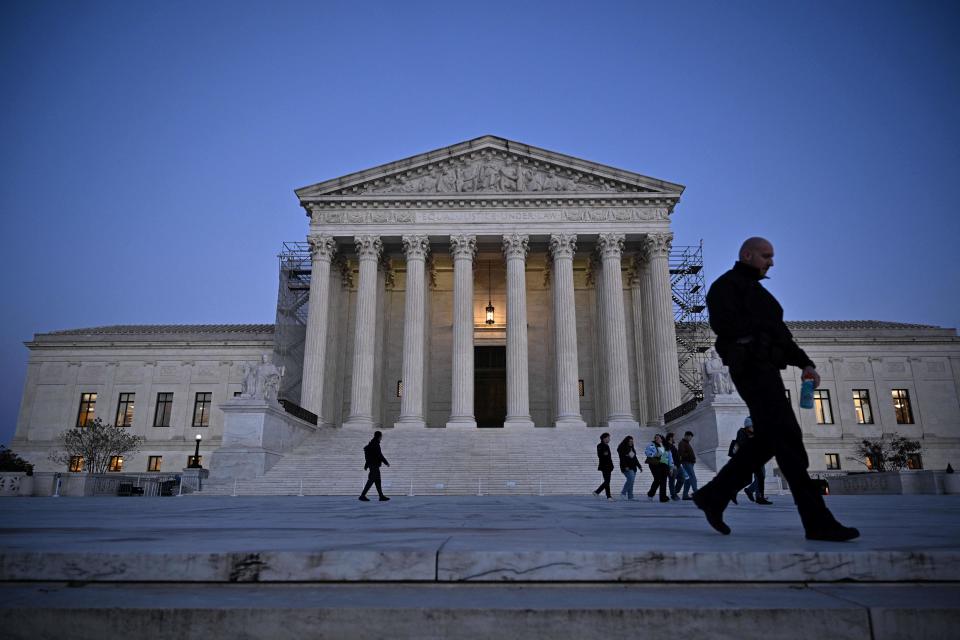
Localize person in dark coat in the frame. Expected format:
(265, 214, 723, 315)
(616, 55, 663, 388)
(735, 417, 772, 505)
(644, 434, 672, 503)
(616, 435, 642, 500)
(665, 432, 683, 500)
(359, 431, 390, 501)
(593, 432, 614, 500)
(693, 237, 858, 541)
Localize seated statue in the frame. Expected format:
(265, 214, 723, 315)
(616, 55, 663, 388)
(240, 354, 285, 402)
(703, 348, 735, 398)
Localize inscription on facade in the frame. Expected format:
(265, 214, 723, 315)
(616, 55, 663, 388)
(316, 208, 668, 225)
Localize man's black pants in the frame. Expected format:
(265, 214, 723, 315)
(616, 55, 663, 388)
(647, 463, 669, 501)
(361, 467, 385, 498)
(595, 470, 612, 498)
(700, 365, 840, 532)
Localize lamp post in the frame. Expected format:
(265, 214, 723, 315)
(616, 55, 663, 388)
(190, 433, 203, 468)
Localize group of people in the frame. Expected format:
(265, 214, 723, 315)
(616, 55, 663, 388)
(592, 431, 699, 502)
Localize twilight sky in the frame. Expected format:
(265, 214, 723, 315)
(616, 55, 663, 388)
(1, 0, 958, 446)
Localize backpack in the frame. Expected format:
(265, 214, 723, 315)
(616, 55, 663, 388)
(728, 439, 739, 457)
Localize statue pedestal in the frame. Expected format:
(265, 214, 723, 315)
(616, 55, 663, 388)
(181, 467, 210, 492)
(210, 398, 316, 481)
(666, 393, 749, 471)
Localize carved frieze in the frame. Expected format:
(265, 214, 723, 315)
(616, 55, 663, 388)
(313, 207, 669, 226)
(329, 151, 646, 196)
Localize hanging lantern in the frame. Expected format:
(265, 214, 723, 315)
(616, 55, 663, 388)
(485, 261, 495, 325)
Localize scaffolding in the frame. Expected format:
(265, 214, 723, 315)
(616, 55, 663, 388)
(274, 241, 312, 403)
(670, 241, 709, 402)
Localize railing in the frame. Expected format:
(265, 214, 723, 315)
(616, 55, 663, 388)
(279, 398, 318, 425)
(664, 398, 699, 424)
(89, 473, 181, 497)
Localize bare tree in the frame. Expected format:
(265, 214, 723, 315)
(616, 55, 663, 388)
(49, 418, 145, 474)
(847, 434, 922, 472)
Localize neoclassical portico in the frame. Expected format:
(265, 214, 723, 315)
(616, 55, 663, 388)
(295, 136, 684, 429)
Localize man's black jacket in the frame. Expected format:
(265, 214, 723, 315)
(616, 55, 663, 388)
(363, 441, 389, 470)
(706, 261, 814, 372)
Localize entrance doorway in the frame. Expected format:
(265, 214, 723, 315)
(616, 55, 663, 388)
(474, 346, 506, 428)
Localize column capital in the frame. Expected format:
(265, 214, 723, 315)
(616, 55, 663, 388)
(402, 235, 431, 260)
(597, 233, 626, 260)
(643, 232, 673, 259)
(449, 235, 477, 260)
(549, 233, 577, 260)
(308, 234, 337, 261)
(354, 235, 383, 261)
(502, 233, 529, 260)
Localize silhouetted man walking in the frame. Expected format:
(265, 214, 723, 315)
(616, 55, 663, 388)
(693, 237, 858, 541)
(359, 431, 390, 502)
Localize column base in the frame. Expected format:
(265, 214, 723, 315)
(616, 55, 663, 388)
(602, 418, 640, 429)
(445, 417, 477, 429)
(504, 417, 535, 428)
(553, 416, 587, 429)
(342, 417, 379, 430)
(393, 417, 426, 429)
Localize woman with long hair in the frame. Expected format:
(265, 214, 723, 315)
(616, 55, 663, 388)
(617, 435, 642, 500)
(644, 434, 672, 503)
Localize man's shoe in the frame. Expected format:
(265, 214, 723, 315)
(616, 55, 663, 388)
(358, 496, 370, 502)
(744, 489, 755, 502)
(670, 494, 680, 501)
(659, 497, 671, 503)
(693, 492, 731, 535)
(379, 496, 390, 501)
(756, 496, 773, 505)
(806, 525, 860, 542)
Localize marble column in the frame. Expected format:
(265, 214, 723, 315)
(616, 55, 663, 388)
(549, 234, 586, 428)
(300, 234, 336, 422)
(597, 233, 639, 428)
(395, 235, 430, 428)
(447, 235, 477, 428)
(643, 232, 682, 420)
(502, 233, 535, 428)
(627, 257, 651, 426)
(343, 235, 382, 429)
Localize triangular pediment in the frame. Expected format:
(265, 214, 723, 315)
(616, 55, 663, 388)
(296, 136, 684, 200)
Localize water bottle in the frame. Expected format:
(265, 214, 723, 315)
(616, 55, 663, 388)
(799, 376, 815, 409)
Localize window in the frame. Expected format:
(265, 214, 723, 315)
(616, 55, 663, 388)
(579, 379, 585, 397)
(108, 456, 124, 472)
(115, 392, 135, 427)
(68, 456, 84, 472)
(825, 453, 841, 470)
(153, 392, 174, 427)
(396, 380, 403, 398)
(233, 391, 242, 397)
(192, 392, 212, 427)
(892, 389, 914, 424)
(147, 456, 162, 472)
(814, 389, 834, 424)
(906, 454, 923, 470)
(76, 392, 97, 427)
(865, 455, 875, 471)
(187, 455, 203, 468)
(852, 389, 873, 424)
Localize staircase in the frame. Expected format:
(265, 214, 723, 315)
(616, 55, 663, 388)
(204, 426, 718, 496)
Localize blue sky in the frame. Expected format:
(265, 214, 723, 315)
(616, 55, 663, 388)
(2, 0, 958, 446)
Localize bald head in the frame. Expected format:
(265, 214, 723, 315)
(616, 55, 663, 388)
(738, 237, 774, 276)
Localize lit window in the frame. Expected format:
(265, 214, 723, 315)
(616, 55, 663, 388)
(187, 455, 203, 468)
(852, 389, 873, 424)
(578, 379, 585, 397)
(192, 392, 212, 427)
(76, 392, 97, 427)
(147, 456, 162, 472)
(396, 380, 403, 398)
(115, 392, 135, 427)
(825, 453, 841, 470)
(865, 455, 874, 471)
(892, 389, 914, 424)
(906, 453, 923, 470)
(108, 456, 124, 472)
(68, 456, 84, 472)
(814, 389, 834, 424)
(153, 392, 174, 427)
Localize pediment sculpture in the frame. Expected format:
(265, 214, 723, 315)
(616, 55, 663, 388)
(333, 154, 639, 196)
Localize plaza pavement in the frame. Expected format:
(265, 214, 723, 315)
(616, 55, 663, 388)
(1, 494, 958, 639)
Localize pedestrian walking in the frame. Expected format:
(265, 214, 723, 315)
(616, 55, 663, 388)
(617, 435, 642, 500)
(593, 432, 615, 500)
(693, 237, 859, 540)
(678, 431, 698, 500)
(644, 434, 672, 503)
(737, 418, 773, 505)
(359, 431, 390, 502)
(665, 432, 683, 500)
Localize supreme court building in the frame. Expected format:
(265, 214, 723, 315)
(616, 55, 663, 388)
(11, 136, 960, 488)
